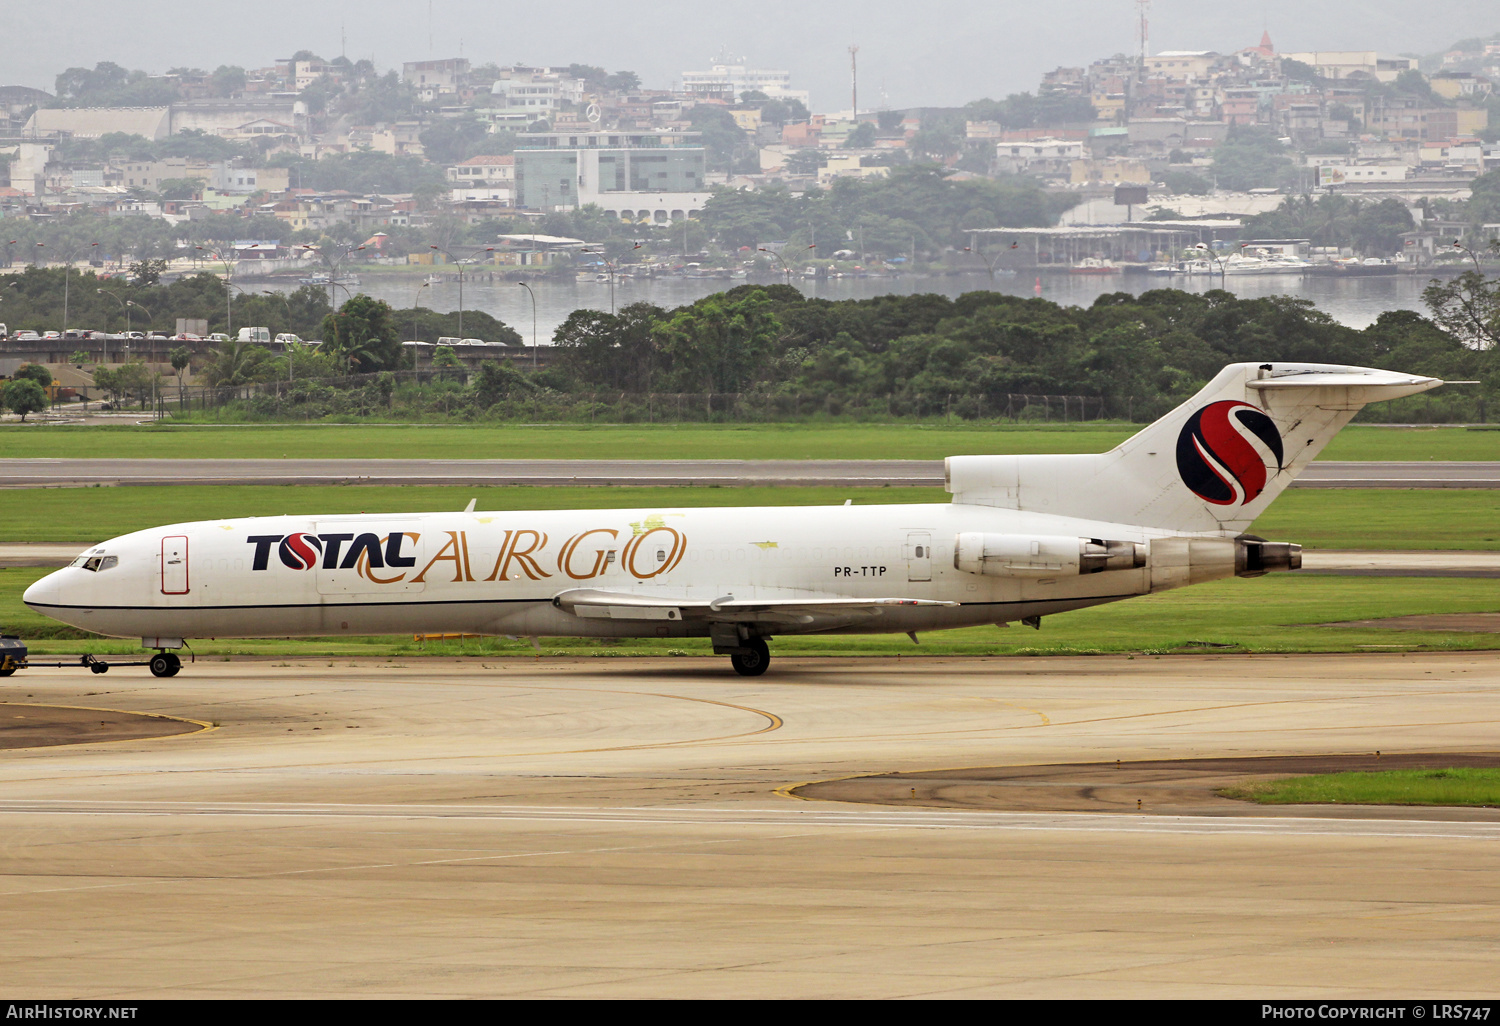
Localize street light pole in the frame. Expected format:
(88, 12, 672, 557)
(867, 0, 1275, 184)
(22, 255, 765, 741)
(263, 289, 294, 340)
(196, 247, 234, 337)
(1192, 243, 1227, 287)
(411, 280, 432, 369)
(96, 288, 128, 363)
(430, 246, 496, 337)
(516, 281, 537, 370)
(758, 247, 793, 286)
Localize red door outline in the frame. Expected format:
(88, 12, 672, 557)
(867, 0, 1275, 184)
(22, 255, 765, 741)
(161, 536, 189, 594)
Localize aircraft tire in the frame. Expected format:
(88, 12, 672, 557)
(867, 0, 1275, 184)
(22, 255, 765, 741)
(0, 666, 14, 677)
(730, 638, 770, 677)
(149, 653, 180, 678)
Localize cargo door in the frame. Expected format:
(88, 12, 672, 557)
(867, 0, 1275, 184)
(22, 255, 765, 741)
(161, 536, 189, 594)
(904, 531, 932, 583)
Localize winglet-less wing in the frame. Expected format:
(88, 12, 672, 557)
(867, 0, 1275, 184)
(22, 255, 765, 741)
(551, 588, 957, 625)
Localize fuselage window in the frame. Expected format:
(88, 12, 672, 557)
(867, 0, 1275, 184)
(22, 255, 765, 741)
(915, 546, 925, 558)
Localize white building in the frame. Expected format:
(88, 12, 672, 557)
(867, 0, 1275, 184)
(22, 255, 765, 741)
(488, 68, 586, 126)
(1280, 52, 1418, 84)
(446, 154, 515, 205)
(681, 57, 809, 105)
(994, 138, 1085, 176)
(403, 58, 470, 101)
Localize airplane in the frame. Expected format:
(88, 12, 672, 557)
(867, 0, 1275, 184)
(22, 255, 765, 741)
(19, 362, 1442, 678)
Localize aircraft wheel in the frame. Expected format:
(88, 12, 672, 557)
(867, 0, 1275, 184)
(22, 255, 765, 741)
(730, 638, 770, 677)
(0, 666, 15, 677)
(89, 662, 109, 674)
(149, 653, 180, 678)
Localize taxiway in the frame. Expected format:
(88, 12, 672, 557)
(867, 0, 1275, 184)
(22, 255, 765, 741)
(2, 654, 1499, 998)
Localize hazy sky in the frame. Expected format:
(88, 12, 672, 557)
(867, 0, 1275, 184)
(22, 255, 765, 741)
(4, 0, 1498, 109)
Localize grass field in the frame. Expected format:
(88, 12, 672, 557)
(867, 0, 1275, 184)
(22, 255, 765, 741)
(1, 422, 1494, 461)
(1219, 768, 1500, 807)
(3, 568, 1496, 659)
(0, 485, 1494, 550)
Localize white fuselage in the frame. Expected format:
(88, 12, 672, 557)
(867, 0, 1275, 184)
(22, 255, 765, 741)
(22, 501, 1202, 643)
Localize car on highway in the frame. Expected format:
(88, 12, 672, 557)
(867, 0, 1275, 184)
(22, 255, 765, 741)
(205, 333, 230, 344)
(14, 330, 39, 341)
(41, 331, 60, 340)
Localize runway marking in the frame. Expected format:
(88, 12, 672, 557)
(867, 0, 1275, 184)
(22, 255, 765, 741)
(0, 799, 1497, 840)
(0, 701, 217, 749)
(0, 683, 779, 773)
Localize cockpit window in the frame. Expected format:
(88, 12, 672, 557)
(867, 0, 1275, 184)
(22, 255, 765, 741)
(79, 555, 118, 572)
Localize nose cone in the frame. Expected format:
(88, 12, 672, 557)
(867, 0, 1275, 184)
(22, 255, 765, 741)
(23, 569, 66, 611)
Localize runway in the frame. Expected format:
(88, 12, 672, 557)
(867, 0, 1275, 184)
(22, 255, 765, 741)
(3, 457, 1498, 488)
(3, 653, 1500, 998)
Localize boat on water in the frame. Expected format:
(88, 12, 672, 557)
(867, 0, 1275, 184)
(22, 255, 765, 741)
(1172, 258, 1219, 276)
(1069, 257, 1119, 275)
(1219, 253, 1310, 276)
(423, 274, 444, 285)
(299, 273, 362, 287)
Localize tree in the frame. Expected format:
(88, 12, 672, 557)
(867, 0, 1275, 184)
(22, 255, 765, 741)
(320, 294, 402, 371)
(1423, 268, 1500, 351)
(1211, 126, 1297, 191)
(170, 346, 191, 406)
(431, 345, 462, 369)
(14, 364, 53, 389)
(652, 290, 783, 401)
(3, 379, 48, 421)
(210, 65, 247, 98)
(203, 341, 276, 388)
(845, 122, 877, 148)
(129, 259, 168, 287)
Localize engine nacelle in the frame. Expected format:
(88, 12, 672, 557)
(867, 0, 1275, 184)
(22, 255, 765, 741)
(954, 533, 1146, 578)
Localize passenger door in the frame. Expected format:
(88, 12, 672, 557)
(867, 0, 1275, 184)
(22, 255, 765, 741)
(160, 536, 189, 594)
(905, 531, 932, 583)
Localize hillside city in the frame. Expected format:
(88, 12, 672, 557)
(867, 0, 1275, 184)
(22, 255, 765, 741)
(0, 25, 1498, 424)
(4, 31, 1500, 260)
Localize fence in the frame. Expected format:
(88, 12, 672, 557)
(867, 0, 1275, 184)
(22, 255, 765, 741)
(105, 373, 1138, 424)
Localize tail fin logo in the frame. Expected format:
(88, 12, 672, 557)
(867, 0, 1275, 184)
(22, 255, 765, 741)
(1176, 401, 1284, 506)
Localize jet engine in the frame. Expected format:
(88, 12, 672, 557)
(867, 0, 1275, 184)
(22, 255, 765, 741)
(954, 533, 1147, 578)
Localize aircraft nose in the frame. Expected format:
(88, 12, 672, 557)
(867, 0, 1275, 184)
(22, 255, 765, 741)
(22, 570, 65, 610)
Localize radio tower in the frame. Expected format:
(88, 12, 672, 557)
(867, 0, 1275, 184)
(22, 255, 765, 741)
(1136, 0, 1150, 65)
(849, 44, 859, 118)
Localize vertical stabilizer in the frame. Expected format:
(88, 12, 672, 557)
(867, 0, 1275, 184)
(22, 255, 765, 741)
(946, 363, 1443, 534)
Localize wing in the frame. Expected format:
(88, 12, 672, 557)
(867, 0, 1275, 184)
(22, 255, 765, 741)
(551, 588, 956, 628)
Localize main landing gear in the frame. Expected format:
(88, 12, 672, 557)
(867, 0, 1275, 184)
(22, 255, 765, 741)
(729, 638, 770, 677)
(149, 652, 182, 678)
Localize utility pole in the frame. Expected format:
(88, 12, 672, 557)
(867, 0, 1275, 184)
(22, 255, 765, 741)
(849, 45, 859, 119)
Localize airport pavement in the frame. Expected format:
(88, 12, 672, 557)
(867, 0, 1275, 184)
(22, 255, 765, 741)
(1, 654, 1499, 998)
(2, 457, 1498, 488)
